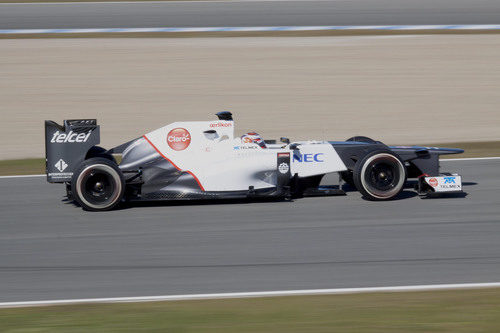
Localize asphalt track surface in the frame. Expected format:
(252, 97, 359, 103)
(1, 0, 500, 30)
(0, 159, 499, 302)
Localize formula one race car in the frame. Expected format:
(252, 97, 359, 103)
(45, 112, 464, 211)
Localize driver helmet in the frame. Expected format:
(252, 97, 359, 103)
(241, 132, 267, 149)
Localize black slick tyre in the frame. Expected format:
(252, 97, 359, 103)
(71, 157, 125, 211)
(353, 150, 406, 201)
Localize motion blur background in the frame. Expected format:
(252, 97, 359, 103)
(1, 0, 500, 159)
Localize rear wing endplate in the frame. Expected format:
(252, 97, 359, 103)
(44, 119, 100, 183)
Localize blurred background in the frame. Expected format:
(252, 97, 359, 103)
(1, 0, 500, 159)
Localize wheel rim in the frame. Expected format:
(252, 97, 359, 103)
(361, 153, 405, 199)
(76, 164, 122, 209)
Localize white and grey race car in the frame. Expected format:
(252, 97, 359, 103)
(45, 112, 464, 211)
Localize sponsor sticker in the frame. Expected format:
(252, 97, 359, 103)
(428, 178, 438, 187)
(50, 130, 91, 144)
(425, 176, 462, 192)
(444, 177, 456, 184)
(293, 153, 325, 163)
(167, 128, 191, 151)
(233, 146, 258, 150)
(48, 172, 73, 178)
(278, 162, 289, 174)
(54, 159, 68, 172)
(210, 122, 232, 128)
(278, 153, 290, 158)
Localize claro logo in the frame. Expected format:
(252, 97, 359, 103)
(428, 178, 438, 187)
(50, 130, 92, 143)
(167, 128, 191, 151)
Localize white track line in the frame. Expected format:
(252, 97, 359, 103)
(1, 282, 500, 308)
(0, 156, 498, 179)
(0, 0, 330, 5)
(1, 24, 500, 35)
(0, 174, 45, 179)
(441, 157, 500, 161)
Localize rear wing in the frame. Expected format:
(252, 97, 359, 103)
(45, 119, 100, 183)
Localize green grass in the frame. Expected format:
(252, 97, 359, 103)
(1, 288, 500, 332)
(1, 141, 498, 176)
(0, 158, 44, 176)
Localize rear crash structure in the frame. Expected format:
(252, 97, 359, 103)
(45, 113, 464, 211)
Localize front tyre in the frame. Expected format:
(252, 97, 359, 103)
(353, 150, 406, 201)
(346, 136, 378, 144)
(71, 157, 125, 211)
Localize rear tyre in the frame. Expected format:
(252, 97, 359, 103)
(71, 157, 125, 211)
(353, 150, 406, 200)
